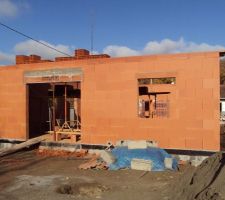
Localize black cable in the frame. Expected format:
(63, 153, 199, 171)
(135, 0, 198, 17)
(0, 21, 73, 57)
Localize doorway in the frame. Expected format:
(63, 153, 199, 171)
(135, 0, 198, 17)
(28, 82, 81, 139)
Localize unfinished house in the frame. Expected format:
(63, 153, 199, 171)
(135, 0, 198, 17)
(0, 49, 223, 151)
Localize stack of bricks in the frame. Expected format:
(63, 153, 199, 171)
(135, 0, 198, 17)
(88, 54, 110, 59)
(75, 49, 90, 58)
(16, 55, 53, 64)
(16, 55, 30, 64)
(55, 57, 75, 62)
(28, 55, 41, 63)
(55, 49, 110, 62)
(16, 49, 110, 64)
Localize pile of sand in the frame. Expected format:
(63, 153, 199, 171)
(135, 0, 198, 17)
(172, 152, 225, 200)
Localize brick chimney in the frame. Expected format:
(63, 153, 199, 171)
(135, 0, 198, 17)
(16, 55, 29, 64)
(75, 49, 90, 58)
(29, 55, 41, 63)
(55, 48, 110, 62)
(16, 54, 50, 64)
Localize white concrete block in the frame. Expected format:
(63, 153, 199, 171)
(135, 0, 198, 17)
(146, 140, 158, 148)
(115, 140, 130, 147)
(131, 159, 152, 171)
(100, 151, 116, 165)
(128, 140, 148, 149)
(191, 159, 202, 167)
(178, 155, 191, 162)
(193, 156, 208, 162)
(191, 156, 208, 167)
(164, 157, 173, 169)
(116, 140, 158, 148)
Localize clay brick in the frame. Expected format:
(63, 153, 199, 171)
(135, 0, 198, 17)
(169, 137, 186, 149)
(185, 138, 203, 150)
(203, 136, 220, 151)
(75, 49, 90, 57)
(16, 55, 29, 64)
(203, 120, 216, 130)
(203, 79, 217, 89)
(0, 51, 221, 151)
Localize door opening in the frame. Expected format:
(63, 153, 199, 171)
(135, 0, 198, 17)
(28, 82, 81, 139)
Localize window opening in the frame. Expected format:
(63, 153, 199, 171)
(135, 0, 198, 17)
(138, 78, 173, 118)
(138, 77, 176, 85)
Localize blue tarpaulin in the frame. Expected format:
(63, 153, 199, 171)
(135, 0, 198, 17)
(109, 147, 177, 171)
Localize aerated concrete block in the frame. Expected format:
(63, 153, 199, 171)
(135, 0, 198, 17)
(191, 159, 202, 167)
(127, 140, 158, 149)
(116, 140, 158, 148)
(131, 159, 152, 171)
(88, 149, 102, 156)
(115, 140, 130, 147)
(128, 140, 148, 149)
(191, 156, 208, 167)
(100, 150, 116, 165)
(164, 157, 173, 170)
(146, 140, 158, 148)
(178, 155, 191, 162)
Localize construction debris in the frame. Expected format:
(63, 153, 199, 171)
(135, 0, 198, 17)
(109, 147, 177, 171)
(100, 150, 116, 165)
(37, 149, 88, 158)
(171, 152, 225, 200)
(78, 145, 177, 171)
(78, 150, 116, 170)
(78, 155, 108, 170)
(0, 136, 45, 157)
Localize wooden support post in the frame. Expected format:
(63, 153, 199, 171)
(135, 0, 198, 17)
(64, 84, 67, 122)
(52, 84, 56, 141)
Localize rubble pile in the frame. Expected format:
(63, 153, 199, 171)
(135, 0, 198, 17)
(78, 155, 108, 170)
(78, 146, 177, 171)
(172, 152, 225, 200)
(36, 149, 88, 158)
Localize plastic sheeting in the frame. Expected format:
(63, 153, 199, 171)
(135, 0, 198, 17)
(109, 147, 177, 171)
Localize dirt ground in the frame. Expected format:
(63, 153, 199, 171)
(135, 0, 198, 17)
(0, 150, 184, 200)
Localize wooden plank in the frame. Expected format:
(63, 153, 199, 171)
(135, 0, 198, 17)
(56, 131, 81, 135)
(0, 135, 46, 157)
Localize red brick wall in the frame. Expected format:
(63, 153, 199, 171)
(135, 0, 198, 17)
(0, 52, 220, 150)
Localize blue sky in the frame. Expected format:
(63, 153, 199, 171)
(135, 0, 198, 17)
(0, 0, 225, 65)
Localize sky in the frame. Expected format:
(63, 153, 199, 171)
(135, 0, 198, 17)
(1, 0, 225, 65)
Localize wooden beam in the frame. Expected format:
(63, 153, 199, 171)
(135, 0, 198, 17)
(0, 136, 46, 157)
